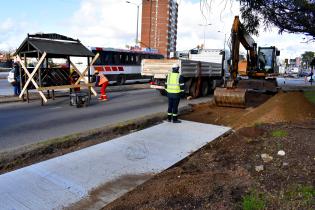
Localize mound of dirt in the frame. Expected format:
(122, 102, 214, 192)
(182, 91, 315, 130)
(234, 91, 315, 129)
(181, 102, 248, 127)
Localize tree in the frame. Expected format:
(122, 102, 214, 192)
(301, 51, 315, 68)
(201, 0, 315, 38)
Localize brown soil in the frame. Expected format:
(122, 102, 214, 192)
(182, 91, 315, 129)
(103, 91, 315, 210)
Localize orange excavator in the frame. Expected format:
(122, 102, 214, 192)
(214, 16, 280, 108)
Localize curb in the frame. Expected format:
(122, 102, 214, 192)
(0, 104, 193, 174)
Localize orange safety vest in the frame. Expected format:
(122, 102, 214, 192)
(98, 74, 108, 86)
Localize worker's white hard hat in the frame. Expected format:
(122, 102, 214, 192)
(172, 63, 179, 69)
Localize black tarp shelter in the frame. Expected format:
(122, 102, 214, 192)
(15, 33, 99, 104)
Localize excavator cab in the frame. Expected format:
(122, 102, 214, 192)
(258, 46, 280, 73)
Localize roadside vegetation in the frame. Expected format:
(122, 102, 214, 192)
(304, 91, 315, 104)
(271, 129, 288, 138)
(242, 191, 265, 210)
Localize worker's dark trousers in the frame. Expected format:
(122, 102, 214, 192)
(167, 94, 180, 119)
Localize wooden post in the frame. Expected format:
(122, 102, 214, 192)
(18, 54, 24, 101)
(70, 60, 97, 96)
(87, 57, 91, 83)
(87, 56, 91, 99)
(45, 58, 51, 99)
(24, 53, 29, 103)
(39, 52, 44, 105)
(17, 53, 48, 103)
(68, 56, 72, 94)
(74, 53, 99, 85)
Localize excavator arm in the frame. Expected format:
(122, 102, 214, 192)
(229, 16, 257, 84)
(214, 16, 257, 108)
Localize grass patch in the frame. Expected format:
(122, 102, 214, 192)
(285, 185, 315, 205)
(304, 91, 315, 104)
(254, 122, 263, 127)
(242, 192, 265, 210)
(271, 129, 288, 138)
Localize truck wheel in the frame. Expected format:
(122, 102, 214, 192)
(201, 80, 209, 96)
(189, 80, 198, 98)
(209, 80, 216, 93)
(159, 89, 167, 96)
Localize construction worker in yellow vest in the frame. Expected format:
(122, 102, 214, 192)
(166, 63, 185, 123)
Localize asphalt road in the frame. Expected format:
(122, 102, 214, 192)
(0, 89, 212, 151)
(0, 78, 12, 96)
(276, 77, 314, 87)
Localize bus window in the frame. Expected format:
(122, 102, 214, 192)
(121, 52, 126, 65)
(104, 51, 113, 65)
(113, 53, 120, 65)
(119, 53, 123, 64)
(135, 54, 140, 65)
(94, 51, 102, 65)
(130, 53, 135, 65)
(125, 54, 130, 65)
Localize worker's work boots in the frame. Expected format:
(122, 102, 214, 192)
(172, 116, 181, 123)
(167, 115, 172, 122)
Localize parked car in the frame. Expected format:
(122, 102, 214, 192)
(298, 71, 310, 77)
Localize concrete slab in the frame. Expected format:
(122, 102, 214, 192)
(0, 120, 230, 210)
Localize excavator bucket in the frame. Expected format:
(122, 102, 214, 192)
(214, 87, 247, 108)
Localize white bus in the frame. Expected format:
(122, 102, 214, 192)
(90, 47, 164, 85)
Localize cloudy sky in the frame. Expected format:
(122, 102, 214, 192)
(0, 0, 314, 60)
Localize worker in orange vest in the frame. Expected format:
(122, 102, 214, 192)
(94, 70, 109, 101)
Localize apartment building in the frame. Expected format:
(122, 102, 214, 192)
(141, 0, 178, 58)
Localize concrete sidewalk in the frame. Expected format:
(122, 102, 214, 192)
(0, 120, 230, 210)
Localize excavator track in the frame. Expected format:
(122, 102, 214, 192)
(214, 87, 247, 108)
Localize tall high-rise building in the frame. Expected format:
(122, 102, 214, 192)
(141, 0, 178, 58)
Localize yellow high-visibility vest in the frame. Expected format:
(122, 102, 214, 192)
(166, 72, 181, 93)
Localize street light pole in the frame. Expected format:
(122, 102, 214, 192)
(198, 23, 211, 48)
(218, 30, 227, 51)
(136, 4, 139, 46)
(224, 33, 226, 51)
(126, 1, 141, 46)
